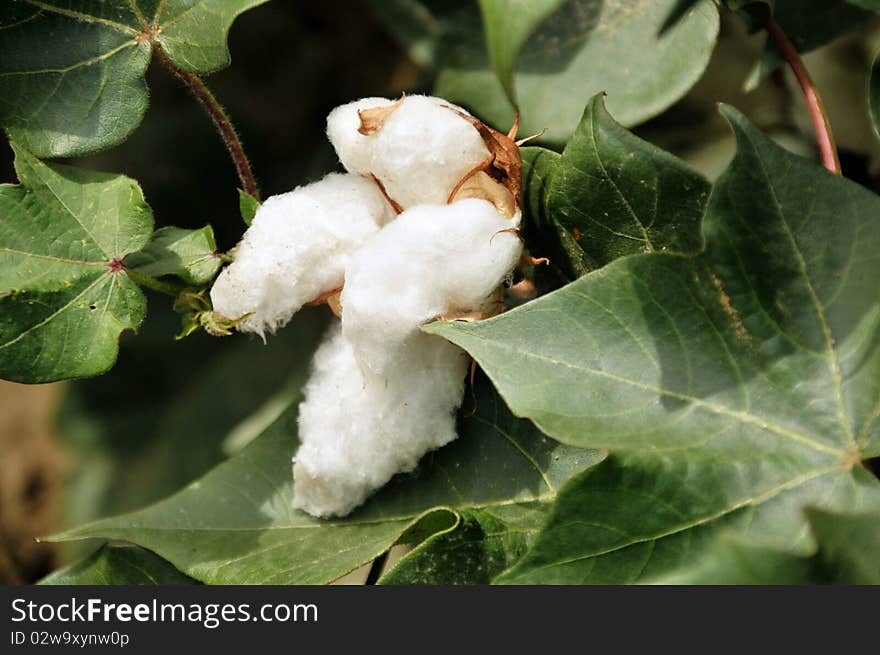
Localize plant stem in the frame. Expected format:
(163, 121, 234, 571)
(125, 268, 186, 297)
(765, 18, 840, 175)
(155, 47, 261, 199)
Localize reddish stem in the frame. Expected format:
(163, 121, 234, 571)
(766, 18, 840, 175)
(155, 48, 261, 199)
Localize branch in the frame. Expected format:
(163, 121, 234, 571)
(155, 47, 261, 199)
(765, 18, 840, 175)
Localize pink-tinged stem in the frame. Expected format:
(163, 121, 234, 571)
(766, 18, 840, 175)
(156, 48, 261, 199)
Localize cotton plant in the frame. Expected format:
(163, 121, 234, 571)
(210, 95, 527, 517)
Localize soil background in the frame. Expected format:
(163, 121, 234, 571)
(0, 382, 64, 583)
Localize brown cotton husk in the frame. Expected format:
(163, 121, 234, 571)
(357, 97, 404, 135)
(449, 170, 516, 218)
(443, 106, 523, 213)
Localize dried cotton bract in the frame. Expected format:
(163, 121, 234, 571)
(210, 94, 525, 517)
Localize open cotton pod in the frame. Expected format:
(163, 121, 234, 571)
(208, 92, 527, 517)
(210, 173, 396, 337)
(326, 95, 491, 208)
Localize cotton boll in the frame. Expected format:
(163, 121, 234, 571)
(210, 173, 396, 336)
(341, 198, 523, 374)
(326, 95, 491, 208)
(292, 323, 468, 518)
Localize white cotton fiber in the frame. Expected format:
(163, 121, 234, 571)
(326, 95, 490, 208)
(324, 97, 396, 176)
(210, 173, 396, 336)
(292, 323, 468, 517)
(341, 198, 523, 374)
(291, 199, 522, 517)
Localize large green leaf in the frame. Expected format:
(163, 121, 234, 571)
(653, 509, 880, 584)
(496, 454, 880, 583)
(522, 95, 709, 280)
(51, 372, 603, 584)
(434, 0, 719, 143)
(0, 0, 267, 157)
(40, 544, 196, 585)
(0, 145, 153, 383)
(477, 0, 567, 102)
(124, 226, 221, 286)
(428, 107, 880, 583)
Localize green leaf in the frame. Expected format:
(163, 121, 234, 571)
(521, 145, 595, 281)
(653, 509, 880, 584)
(124, 226, 221, 286)
(153, 0, 269, 73)
(0, 0, 267, 157)
(0, 145, 152, 383)
(805, 507, 880, 582)
(539, 94, 709, 276)
(51, 373, 603, 584)
(496, 455, 880, 583)
(379, 506, 537, 584)
(238, 189, 260, 227)
(520, 94, 709, 281)
(651, 535, 822, 584)
(477, 0, 567, 102)
(434, 0, 719, 143)
(428, 107, 880, 583)
(40, 544, 196, 585)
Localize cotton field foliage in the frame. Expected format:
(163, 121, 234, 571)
(210, 95, 524, 517)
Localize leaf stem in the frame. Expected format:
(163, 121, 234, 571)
(765, 18, 840, 175)
(125, 267, 185, 296)
(155, 47, 261, 199)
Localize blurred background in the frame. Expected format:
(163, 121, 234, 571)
(2, 0, 879, 583)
